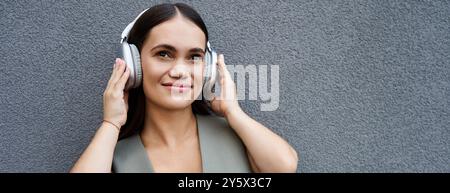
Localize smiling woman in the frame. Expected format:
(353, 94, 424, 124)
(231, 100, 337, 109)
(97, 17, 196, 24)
(70, 3, 298, 173)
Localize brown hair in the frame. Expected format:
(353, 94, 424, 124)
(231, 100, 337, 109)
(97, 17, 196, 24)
(118, 3, 212, 140)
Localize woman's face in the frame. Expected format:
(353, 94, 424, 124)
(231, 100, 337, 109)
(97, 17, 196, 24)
(140, 15, 206, 110)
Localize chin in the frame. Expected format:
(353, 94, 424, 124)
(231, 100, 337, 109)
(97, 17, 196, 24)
(144, 84, 202, 110)
(160, 97, 195, 110)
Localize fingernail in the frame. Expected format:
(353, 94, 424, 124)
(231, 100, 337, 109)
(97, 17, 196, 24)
(115, 58, 120, 67)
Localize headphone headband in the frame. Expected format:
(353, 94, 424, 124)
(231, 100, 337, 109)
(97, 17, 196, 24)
(120, 8, 212, 47)
(120, 8, 150, 44)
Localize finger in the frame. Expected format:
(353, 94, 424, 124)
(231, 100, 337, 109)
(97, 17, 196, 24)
(219, 53, 225, 64)
(215, 55, 227, 95)
(217, 54, 231, 79)
(111, 59, 127, 85)
(217, 54, 236, 101)
(107, 58, 120, 87)
(216, 54, 226, 79)
(115, 65, 130, 90)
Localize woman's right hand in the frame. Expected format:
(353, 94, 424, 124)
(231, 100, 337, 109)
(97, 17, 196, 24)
(102, 58, 130, 130)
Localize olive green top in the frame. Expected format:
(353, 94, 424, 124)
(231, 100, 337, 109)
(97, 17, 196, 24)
(112, 114, 252, 173)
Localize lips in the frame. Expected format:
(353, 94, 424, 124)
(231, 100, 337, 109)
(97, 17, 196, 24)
(161, 82, 193, 93)
(161, 82, 193, 88)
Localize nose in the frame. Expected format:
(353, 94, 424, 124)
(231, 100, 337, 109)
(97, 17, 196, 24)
(168, 59, 190, 79)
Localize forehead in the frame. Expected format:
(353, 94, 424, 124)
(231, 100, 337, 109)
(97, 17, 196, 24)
(144, 15, 206, 51)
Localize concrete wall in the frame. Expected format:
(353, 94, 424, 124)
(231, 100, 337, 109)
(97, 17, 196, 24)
(0, 0, 449, 172)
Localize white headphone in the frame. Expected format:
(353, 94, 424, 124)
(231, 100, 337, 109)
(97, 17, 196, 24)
(120, 8, 218, 97)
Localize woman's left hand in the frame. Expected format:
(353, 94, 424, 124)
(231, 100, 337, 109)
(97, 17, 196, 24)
(210, 54, 242, 118)
(209, 55, 298, 173)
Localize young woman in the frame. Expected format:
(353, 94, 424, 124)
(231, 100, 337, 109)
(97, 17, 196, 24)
(70, 3, 298, 173)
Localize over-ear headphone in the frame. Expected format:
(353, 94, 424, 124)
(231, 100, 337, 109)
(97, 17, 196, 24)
(120, 8, 218, 98)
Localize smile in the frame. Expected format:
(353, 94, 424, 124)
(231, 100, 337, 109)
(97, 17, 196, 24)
(161, 82, 193, 92)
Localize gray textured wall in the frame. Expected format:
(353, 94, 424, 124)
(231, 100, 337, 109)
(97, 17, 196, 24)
(1, 0, 449, 172)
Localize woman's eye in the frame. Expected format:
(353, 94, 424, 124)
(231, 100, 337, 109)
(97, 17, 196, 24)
(190, 55, 203, 62)
(157, 51, 170, 58)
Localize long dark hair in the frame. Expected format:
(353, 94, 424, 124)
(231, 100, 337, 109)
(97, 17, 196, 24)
(119, 3, 212, 140)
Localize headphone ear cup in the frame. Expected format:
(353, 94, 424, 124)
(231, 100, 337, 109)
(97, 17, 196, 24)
(202, 49, 218, 101)
(210, 51, 217, 85)
(122, 42, 134, 90)
(129, 44, 142, 89)
(203, 51, 212, 85)
(209, 51, 219, 96)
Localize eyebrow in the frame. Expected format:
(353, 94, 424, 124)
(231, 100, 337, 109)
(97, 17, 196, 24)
(150, 44, 205, 54)
(189, 48, 205, 54)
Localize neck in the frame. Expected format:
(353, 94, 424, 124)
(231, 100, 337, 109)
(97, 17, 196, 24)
(141, 100, 197, 148)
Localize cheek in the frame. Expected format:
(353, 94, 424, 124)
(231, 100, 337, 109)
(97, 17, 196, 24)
(141, 59, 167, 83)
